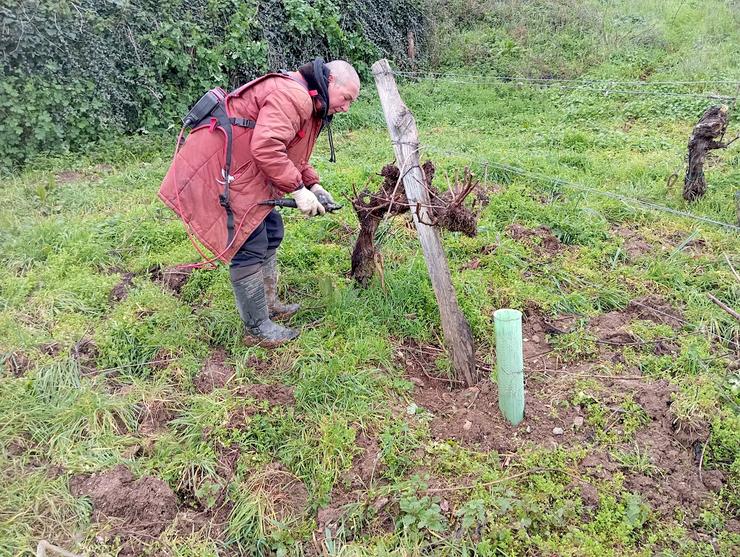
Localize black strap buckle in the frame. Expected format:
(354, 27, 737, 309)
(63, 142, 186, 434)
(229, 117, 256, 128)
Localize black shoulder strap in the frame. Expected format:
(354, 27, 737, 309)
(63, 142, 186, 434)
(212, 103, 235, 246)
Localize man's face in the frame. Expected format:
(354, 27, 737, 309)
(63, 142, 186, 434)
(327, 75, 360, 115)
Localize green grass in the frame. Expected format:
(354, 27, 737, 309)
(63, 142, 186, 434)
(1, 1, 739, 555)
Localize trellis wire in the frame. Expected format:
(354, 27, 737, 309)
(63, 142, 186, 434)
(392, 70, 740, 86)
(420, 145, 740, 232)
(391, 70, 738, 101)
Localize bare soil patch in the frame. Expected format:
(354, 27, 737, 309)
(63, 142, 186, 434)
(396, 338, 589, 453)
(316, 431, 388, 545)
(243, 351, 294, 377)
(347, 433, 386, 489)
(613, 226, 653, 260)
(626, 296, 684, 328)
(506, 224, 563, 256)
(4, 351, 33, 377)
(39, 342, 62, 357)
(69, 464, 177, 556)
(576, 376, 715, 519)
(236, 383, 295, 407)
(149, 347, 177, 373)
(71, 337, 99, 373)
(226, 383, 296, 430)
(679, 237, 707, 256)
(55, 171, 88, 184)
(654, 231, 709, 257)
(522, 306, 575, 361)
(256, 462, 309, 523)
(394, 304, 722, 529)
(194, 349, 235, 393)
(150, 264, 194, 295)
(109, 272, 135, 304)
(138, 400, 175, 436)
(590, 296, 684, 338)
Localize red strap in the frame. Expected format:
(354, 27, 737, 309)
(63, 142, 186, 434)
(208, 117, 217, 132)
(297, 129, 305, 139)
(308, 89, 318, 97)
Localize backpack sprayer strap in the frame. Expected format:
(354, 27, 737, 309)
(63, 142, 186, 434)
(180, 87, 239, 247)
(212, 104, 235, 246)
(230, 118, 256, 128)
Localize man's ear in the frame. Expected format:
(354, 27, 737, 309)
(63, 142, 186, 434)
(327, 72, 335, 83)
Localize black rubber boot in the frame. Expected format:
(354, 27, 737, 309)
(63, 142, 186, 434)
(263, 253, 300, 321)
(230, 266, 299, 347)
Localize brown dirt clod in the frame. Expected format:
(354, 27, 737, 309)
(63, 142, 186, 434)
(55, 171, 87, 184)
(71, 337, 99, 373)
(194, 349, 235, 394)
(150, 264, 194, 295)
(345, 433, 385, 490)
(253, 462, 309, 524)
(589, 296, 684, 342)
(109, 272, 135, 303)
(612, 226, 653, 260)
(138, 400, 174, 436)
(626, 296, 684, 328)
(226, 384, 295, 431)
(236, 383, 295, 407)
(149, 348, 176, 372)
(69, 465, 177, 554)
(39, 342, 62, 357)
(4, 351, 33, 377)
(506, 223, 562, 256)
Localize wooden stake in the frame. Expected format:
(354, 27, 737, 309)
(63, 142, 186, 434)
(372, 59, 477, 387)
(407, 30, 416, 65)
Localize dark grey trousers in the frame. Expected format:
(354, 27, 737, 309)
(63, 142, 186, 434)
(230, 209, 284, 278)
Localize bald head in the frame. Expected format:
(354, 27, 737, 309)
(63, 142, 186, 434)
(326, 60, 360, 89)
(325, 60, 360, 115)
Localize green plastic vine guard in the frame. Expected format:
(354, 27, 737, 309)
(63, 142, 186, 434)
(494, 308, 525, 426)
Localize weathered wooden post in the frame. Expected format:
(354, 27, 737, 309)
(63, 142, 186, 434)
(372, 58, 477, 387)
(407, 30, 416, 67)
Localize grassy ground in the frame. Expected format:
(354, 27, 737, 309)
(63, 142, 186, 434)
(1, 1, 739, 556)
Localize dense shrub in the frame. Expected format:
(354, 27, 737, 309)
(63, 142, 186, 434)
(0, 0, 425, 167)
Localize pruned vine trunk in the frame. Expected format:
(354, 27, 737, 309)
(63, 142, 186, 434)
(683, 105, 730, 201)
(350, 162, 480, 286)
(350, 165, 412, 286)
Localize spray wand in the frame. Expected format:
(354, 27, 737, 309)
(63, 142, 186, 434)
(259, 198, 343, 213)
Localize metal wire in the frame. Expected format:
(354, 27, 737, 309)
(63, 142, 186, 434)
(392, 70, 740, 86)
(421, 145, 740, 233)
(391, 71, 738, 101)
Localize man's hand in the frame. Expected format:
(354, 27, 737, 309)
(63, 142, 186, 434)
(309, 184, 335, 206)
(291, 186, 326, 217)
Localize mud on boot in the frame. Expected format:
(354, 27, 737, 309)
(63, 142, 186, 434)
(244, 320, 299, 348)
(263, 252, 300, 320)
(231, 266, 299, 348)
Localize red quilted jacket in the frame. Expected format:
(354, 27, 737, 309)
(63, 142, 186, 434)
(159, 73, 323, 263)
